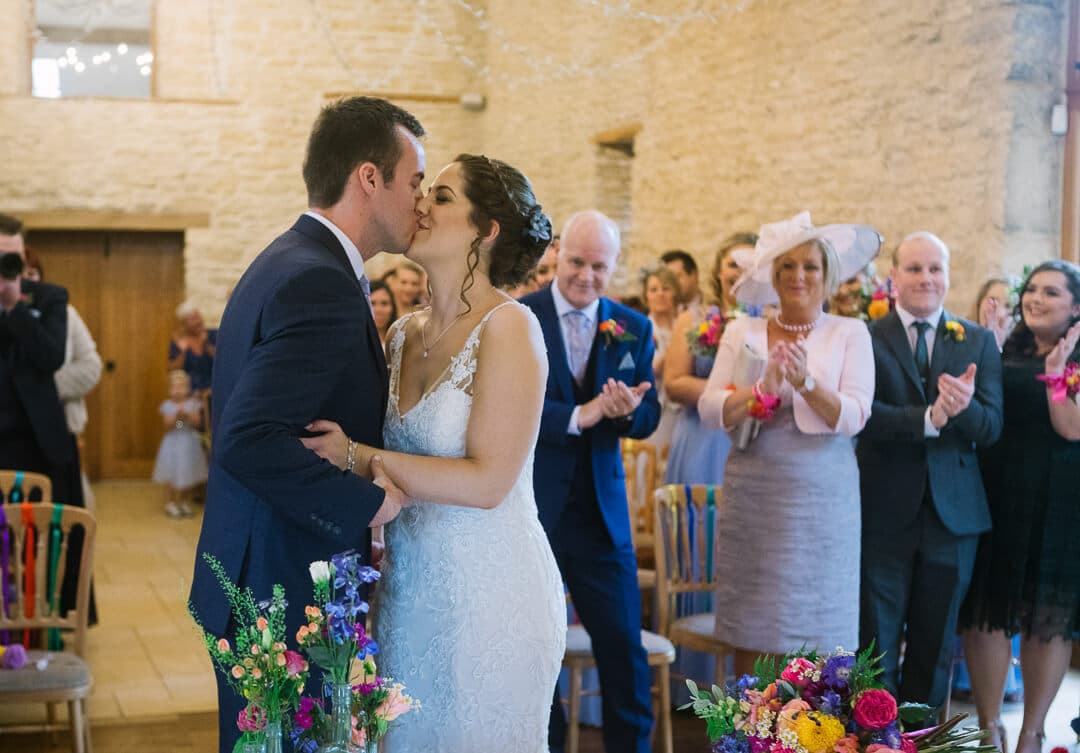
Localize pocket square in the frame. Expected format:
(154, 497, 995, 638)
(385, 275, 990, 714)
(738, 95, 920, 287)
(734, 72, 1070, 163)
(617, 352, 635, 371)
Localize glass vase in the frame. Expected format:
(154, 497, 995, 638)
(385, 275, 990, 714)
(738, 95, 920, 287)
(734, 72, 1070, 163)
(265, 719, 283, 753)
(315, 681, 355, 753)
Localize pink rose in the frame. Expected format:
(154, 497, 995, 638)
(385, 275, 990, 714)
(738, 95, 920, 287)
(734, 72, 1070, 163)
(256, 617, 268, 631)
(901, 739, 918, 753)
(284, 650, 307, 677)
(237, 704, 266, 732)
(217, 638, 230, 653)
(853, 689, 898, 730)
(376, 684, 413, 722)
(780, 658, 817, 688)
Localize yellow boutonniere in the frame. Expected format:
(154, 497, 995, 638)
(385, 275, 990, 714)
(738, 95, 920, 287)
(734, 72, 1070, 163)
(944, 320, 965, 342)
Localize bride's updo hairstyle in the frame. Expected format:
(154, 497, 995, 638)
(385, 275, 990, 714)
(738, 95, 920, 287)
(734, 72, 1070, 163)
(455, 154, 553, 302)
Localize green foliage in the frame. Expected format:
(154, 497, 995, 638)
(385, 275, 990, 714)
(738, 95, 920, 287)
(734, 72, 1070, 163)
(848, 641, 886, 695)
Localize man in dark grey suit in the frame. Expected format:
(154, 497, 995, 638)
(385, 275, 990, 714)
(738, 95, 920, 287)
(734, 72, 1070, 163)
(857, 232, 1003, 718)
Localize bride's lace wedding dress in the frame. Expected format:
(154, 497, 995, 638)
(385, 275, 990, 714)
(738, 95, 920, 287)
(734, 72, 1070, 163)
(375, 302, 566, 753)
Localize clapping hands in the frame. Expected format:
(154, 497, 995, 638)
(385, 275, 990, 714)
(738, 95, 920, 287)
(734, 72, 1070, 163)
(599, 378, 651, 419)
(1044, 322, 1080, 376)
(762, 339, 811, 393)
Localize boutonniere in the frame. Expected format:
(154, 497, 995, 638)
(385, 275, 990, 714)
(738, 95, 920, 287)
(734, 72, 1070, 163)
(598, 319, 636, 347)
(19, 293, 32, 307)
(944, 320, 965, 342)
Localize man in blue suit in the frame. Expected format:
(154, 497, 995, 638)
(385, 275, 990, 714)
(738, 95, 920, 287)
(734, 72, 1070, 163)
(189, 98, 423, 753)
(521, 210, 661, 753)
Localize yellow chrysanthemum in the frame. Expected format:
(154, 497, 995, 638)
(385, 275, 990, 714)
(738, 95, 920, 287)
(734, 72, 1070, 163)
(795, 712, 846, 753)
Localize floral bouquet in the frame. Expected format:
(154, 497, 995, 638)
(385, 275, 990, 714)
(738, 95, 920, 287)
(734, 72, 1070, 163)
(190, 553, 309, 752)
(682, 646, 994, 753)
(688, 306, 733, 358)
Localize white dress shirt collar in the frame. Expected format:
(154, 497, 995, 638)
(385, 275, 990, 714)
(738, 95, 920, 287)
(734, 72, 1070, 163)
(303, 210, 366, 283)
(895, 304, 943, 332)
(550, 277, 600, 323)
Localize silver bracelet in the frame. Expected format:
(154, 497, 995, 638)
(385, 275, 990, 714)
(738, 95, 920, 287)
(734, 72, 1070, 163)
(345, 439, 356, 472)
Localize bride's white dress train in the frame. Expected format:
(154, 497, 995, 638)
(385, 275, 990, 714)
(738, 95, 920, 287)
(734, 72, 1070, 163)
(375, 303, 566, 753)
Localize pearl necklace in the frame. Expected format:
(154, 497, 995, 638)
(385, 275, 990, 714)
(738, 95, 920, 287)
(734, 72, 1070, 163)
(774, 313, 822, 333)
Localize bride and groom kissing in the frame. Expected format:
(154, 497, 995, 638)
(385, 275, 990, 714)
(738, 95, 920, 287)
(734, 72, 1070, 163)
(190, 97, 662, 753)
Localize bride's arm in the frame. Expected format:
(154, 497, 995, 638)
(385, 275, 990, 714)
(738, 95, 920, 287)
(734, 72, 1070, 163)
(304, 305, 547, 510)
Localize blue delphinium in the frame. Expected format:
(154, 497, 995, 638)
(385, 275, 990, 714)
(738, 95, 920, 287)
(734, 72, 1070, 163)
(817, 689, 843, 717)
(712, 732, 750, 753)
(821, 654, 855, 691)
(870, 722, 902, 750)
(734, 675, 758, 694)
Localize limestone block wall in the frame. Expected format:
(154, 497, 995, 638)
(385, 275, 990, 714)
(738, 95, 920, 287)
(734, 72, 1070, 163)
(0, 0, 485, 321)
(481, 0, 1070, 310)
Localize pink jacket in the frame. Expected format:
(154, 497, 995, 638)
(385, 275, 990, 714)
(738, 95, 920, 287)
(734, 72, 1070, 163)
(698, 313, 874, 437)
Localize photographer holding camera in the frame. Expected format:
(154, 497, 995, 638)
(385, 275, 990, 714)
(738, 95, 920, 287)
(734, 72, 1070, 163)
(0, 213, 86, 508)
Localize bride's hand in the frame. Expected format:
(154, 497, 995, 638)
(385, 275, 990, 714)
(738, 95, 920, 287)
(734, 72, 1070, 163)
(301, 419, 349, 470)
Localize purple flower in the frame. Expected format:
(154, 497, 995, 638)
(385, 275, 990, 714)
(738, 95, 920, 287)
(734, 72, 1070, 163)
(871, 722, 902, 750)
(821, 654, 855, 691)
(735, 674, 758, 694)
(817, 690, 843, 717)
(294, 696, 321, 731)
(747, 735, 772, 753)
(1, 644, 27, 670)
(713, 733, 751, 753)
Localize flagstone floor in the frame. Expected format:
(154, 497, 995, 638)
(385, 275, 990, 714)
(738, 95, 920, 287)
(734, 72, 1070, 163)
(0, 480, 1078, 753)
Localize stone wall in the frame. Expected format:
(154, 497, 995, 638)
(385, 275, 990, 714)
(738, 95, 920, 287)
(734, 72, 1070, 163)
(0, 0, 1070, 315)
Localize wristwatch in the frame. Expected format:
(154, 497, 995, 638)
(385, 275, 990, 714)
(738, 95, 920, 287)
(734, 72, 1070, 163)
(796, 375, 816, 394)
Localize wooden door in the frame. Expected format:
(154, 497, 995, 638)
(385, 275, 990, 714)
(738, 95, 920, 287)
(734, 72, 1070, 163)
(25, 230, 184, 479)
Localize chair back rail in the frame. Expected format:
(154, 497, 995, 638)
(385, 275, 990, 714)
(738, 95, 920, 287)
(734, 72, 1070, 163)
(0, 503, 96, 656)
(653, 484, 720, 635)
(621, 439, 658, 542)
(0, 471, 52, 503)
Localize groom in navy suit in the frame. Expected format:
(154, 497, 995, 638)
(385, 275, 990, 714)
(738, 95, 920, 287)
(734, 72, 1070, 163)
(522, 210, 660, 753)
(189, 98, 424, 753)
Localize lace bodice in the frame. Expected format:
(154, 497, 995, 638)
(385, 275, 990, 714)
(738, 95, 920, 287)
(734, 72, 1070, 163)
(375, 301, 565, 753)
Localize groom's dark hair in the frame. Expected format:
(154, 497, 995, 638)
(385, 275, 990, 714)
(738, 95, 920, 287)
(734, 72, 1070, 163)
(303, 97, 425, 207)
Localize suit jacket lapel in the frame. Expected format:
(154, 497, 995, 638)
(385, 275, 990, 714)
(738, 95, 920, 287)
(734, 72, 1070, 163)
(291, 215, 386, 379)
(538, 288, 576, 401)
(880, 310, 926, 400)
(593, 298, 618, 393)
(928, 311, 954, 400)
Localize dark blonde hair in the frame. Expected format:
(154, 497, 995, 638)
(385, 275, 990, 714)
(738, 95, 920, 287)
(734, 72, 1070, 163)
(711, 232, 758, 303)
(771, 238, 841, 298)
(642, 266, 681, 305)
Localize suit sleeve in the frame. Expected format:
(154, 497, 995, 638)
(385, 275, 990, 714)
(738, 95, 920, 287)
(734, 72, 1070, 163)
(942, 329, 1003, 446)
(211, 265, 384, 543)
(0, 283, 68, 373)
(538, 396, 577, 445)
(620, 317, 660, 439)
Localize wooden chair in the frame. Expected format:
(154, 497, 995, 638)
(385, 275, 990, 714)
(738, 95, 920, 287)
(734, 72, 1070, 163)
(561, 623, 676, 753)
(0, 471, 52, 503)
(0, 502, 96, 753)
(653, 484, 731, 686)
(621, 439, 659, 555)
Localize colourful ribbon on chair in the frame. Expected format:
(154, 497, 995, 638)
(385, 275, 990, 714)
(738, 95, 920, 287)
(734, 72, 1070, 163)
(46, 504, 64, 650)
(10, 471, 24, 503)
(0, 504, 10, 645)
(20, 501, 35, 648)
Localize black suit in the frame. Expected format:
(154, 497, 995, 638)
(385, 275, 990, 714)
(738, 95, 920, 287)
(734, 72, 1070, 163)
(0, 279, 71, 473)
(189, 215, 388, 753)
(857, 309, 1002, 712)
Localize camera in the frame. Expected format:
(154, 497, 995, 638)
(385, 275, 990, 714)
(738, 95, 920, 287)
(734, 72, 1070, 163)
(0, 252, 23, 281)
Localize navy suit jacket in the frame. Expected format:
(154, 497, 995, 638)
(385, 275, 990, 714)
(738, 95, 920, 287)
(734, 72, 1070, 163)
(521, 286, 660, 551)
(0, 279, 71, 466)
(856, 309, 1003, 537)
(190, 215, 388, 637)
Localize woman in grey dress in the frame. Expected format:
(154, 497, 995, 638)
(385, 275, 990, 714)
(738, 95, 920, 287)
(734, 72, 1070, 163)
(698, 212, 879, 677)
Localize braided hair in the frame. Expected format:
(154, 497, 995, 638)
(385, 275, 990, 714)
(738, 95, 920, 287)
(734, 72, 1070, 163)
(454, 154, 552, 309)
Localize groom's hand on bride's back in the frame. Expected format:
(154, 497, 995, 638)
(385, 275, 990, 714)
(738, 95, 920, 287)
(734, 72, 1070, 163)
(369, 454, 406, 527)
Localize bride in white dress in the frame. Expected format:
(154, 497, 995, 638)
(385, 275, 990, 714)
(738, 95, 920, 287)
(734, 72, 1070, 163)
(302, 154, 566, 752)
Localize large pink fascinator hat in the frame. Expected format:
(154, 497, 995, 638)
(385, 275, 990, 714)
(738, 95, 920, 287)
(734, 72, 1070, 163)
(732, 211, 883, 306)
